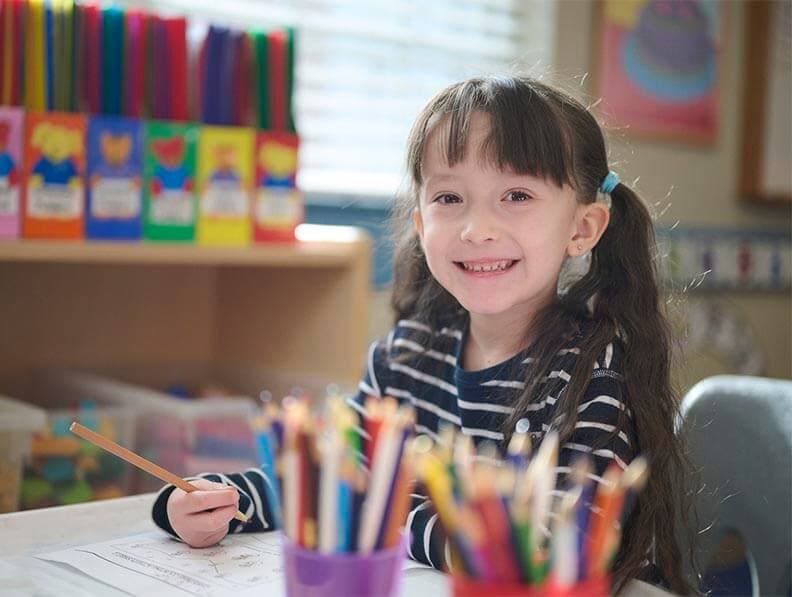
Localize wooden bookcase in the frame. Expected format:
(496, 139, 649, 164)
(0, 225, 372, 400)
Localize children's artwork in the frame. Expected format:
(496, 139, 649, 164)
(196, 126, 254, 246)
(143, 121, 198, 242)
(86, 116, 144, 240)
(0, 107, 24, 239)
(38, 531, 284, 596)
(254, 131, 302, 243)
(22, 111, 86, 239)
(594, 0, 724, 143)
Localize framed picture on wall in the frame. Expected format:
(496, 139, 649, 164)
(592, 0, 725, 144)
(739, 0, 792, 205)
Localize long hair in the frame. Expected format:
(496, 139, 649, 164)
(390, 75, 695, 594)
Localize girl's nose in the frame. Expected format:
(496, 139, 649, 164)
(460, 212, 499, 244)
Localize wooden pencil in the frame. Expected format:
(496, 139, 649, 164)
(69, 422, 249, 523)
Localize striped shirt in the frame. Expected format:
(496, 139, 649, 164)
(152, 316, 636, 572)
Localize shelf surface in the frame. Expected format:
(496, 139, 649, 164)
(0, 225, 371, 267)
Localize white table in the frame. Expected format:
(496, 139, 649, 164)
(0, 494, 444, 596)
(0, 495, 671, 596)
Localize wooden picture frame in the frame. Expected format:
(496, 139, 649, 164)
(739, 0, 792, 205)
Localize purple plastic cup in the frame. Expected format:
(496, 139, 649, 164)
(282, 534, 408, 597)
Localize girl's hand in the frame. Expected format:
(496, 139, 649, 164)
(166, 479, 240, 548)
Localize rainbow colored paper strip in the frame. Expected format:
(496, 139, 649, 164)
(0, 106, 24, 239)
(196, 125, 253, 246)
(24, 0, 47, 112)
(86, 115, 143, 240)
(22, 111, 86, 239)
(0, 0, 25, 107)
(143, 120, 197, 242)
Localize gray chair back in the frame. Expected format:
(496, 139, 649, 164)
(679, 375, 792, 596)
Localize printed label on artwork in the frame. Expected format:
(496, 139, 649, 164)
(92, 178, 141, 219)
(256, 187, 300, 229)
(202, 182, 249, 217)
(0, 178, 18, 216)
(28, 185, 82, 218)
(151, 190, 194, 225)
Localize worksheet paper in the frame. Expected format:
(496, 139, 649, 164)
(38, 531, 284, 596)
(37, 530, 434, 596)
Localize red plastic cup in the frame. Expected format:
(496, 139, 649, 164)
(282, 534, 408, 597)
(452, 575, 610, 597)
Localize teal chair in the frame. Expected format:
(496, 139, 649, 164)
(679, 375, 792, 596)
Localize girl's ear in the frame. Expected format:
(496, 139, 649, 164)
(413, 207, 424, 240)
(568, 202, 610, 256)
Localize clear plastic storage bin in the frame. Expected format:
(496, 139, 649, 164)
(0, 396, 46, 513)
(14, 382, 137, 510)
(35, 365, 265, 493)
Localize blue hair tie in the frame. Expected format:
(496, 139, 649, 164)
(599, 171, 620, 194)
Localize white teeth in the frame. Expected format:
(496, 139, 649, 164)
(461, 260, 512, 272)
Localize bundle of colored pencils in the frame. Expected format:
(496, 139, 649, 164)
(414, 428, 649, 591)
(251, 395, 416, 555)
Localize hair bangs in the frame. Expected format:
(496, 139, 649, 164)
(408, 77, 579, 191)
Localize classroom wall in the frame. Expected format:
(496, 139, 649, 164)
(365, 0, 791, 391)
(553, 0, 791, 388)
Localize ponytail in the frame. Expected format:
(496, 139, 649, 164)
(562, 182, 695, 595)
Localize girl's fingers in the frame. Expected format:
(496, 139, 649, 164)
(188, 479, 227, 491)
(182, 488, 239, 514)
(188, 503, 238, 530)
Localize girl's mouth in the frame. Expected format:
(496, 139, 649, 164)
(454, 259, 518, 274)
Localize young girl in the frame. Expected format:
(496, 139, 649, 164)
(152, 75, 692, 594)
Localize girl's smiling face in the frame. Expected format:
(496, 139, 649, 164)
(414, 112, 587, 324)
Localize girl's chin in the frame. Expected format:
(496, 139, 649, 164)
(457, 292, 551, 320)
(457, 298, 517, 317)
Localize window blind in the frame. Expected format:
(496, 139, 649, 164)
(118, 0, 556, 202)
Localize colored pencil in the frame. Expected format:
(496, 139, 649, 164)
(471, 464, 521, 582)
(552, 486, 582, 588)
(318, 430, 341, 553)
(585, 462, 622, 578)
(357, 406, 409, 553)
(252, 416, 283, 530)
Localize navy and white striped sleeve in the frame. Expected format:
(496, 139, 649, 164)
(401, 490, 451, 570)
(151, 469, 278, 539)
(356, 336, 392, 400)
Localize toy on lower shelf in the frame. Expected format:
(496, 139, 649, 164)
(20, 403, 135, 509)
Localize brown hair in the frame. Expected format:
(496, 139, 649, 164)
(390, 75, 695, 594)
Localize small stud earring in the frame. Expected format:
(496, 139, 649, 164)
(577, 244, 583, 252)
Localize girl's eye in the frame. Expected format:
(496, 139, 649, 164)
(505, 190, 531, 202)
(434, 193, 461, 205)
